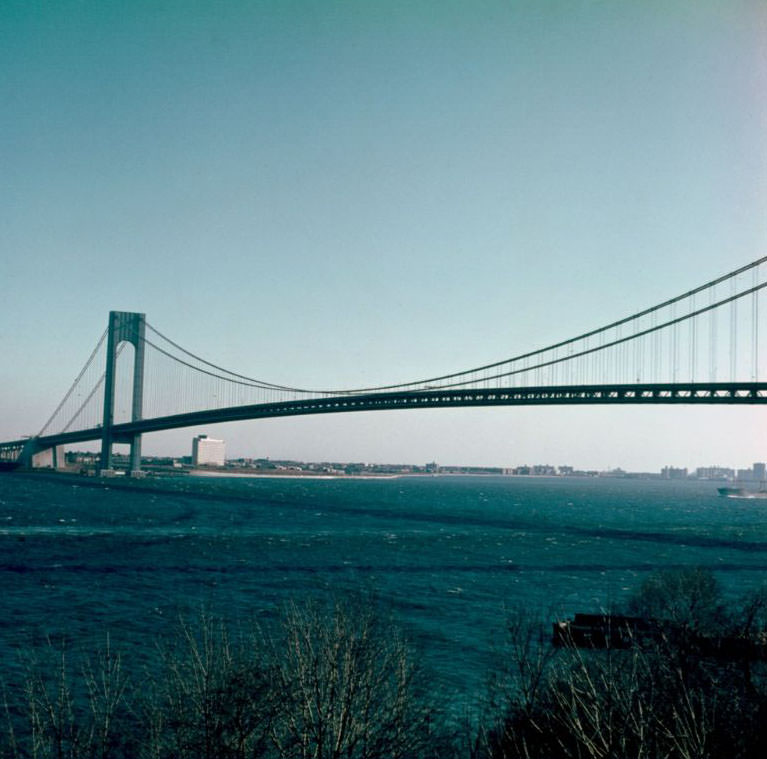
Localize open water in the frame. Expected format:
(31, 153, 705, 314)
(1, 472, 766, 701)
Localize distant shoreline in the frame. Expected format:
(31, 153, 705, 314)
(4, 467, 735, 484)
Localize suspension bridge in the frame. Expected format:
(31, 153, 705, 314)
(2, 257, 766, 475)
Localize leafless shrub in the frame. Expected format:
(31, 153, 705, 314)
(267, 597, 437, 759)
(0, 636, 132, 759)
(81, 636, 130, 759)
(548, 642, 659, 759)
(476, 606, 561, 759)
(142, 611, 272, 759)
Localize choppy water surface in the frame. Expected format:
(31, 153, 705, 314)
(2, 473, 766, 699)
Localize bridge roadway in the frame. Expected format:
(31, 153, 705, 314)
(2, 381, 766, 456)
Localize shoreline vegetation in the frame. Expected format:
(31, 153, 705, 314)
(3, 569, 767, 758)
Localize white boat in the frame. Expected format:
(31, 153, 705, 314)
(718, 486, 767, 499)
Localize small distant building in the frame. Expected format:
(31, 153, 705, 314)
(192, 435, 225, 467)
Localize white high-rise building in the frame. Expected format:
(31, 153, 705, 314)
(192, 435, 226, 467)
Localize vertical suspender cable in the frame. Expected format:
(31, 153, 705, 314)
(671, 303, 678, 383)
(754, 266, 760, 381)
(690, 293, 696, 383)
(709, 284, 717, 382)
(730, 275, 737, 382)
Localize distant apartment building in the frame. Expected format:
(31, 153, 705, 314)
(737, 462, 767, 484)
(695, 466, 735, 480)
(192, 435, 226, 467)
(661, 466, 688, 480)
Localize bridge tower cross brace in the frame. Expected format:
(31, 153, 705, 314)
(99, 311, 146, 476)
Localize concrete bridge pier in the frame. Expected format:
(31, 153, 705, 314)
(32, 444, 66, 469)
(17, 438, 41, 469)
(128, 433, 142, 477)
(14, 439, 66, 471)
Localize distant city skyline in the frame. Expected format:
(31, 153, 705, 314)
(64, 441, 767, 481)
(2, 1, 766, 470)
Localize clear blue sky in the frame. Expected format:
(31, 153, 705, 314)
(2, 0, 766, 470)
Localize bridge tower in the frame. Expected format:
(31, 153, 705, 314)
(99, 311, 146, 476)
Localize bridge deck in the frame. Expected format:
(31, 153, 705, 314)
(2, 382, 766, 456)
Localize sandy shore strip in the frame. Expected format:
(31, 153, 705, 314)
(189, 469, 401, 480)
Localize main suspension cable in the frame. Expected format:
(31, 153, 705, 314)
(147, 256, 766, 395)
(60, 343, 127, 432)
(430, 278, 767, 390)
(38, 328, 108, 435)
